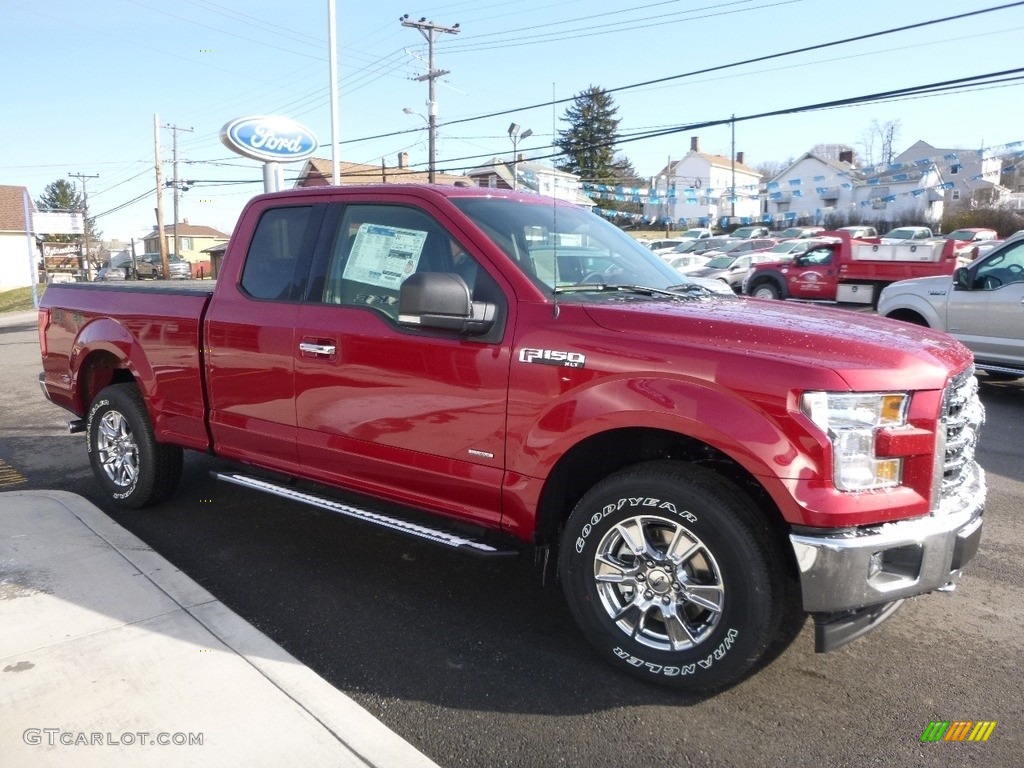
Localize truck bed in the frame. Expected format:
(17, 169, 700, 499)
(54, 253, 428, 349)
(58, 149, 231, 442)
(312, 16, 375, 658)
(39, 280, 214, 451)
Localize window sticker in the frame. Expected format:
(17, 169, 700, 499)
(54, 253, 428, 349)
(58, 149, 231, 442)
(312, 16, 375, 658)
(342, 224, 427, 290)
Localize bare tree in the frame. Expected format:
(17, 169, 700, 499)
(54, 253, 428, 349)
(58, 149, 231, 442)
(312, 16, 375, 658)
(754, 159, 790, 182)
(859, 120, 902, 166)
(810, 144, 855, 162)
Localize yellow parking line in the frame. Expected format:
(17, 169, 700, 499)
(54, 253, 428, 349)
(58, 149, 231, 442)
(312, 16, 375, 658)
(0, 459, 27, 487)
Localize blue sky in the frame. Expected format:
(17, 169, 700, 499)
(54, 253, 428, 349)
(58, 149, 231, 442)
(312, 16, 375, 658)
(3, 0, 1022, 241)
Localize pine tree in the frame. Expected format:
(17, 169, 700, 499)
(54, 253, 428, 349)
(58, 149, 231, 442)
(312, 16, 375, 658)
(555, 86, 621, 183)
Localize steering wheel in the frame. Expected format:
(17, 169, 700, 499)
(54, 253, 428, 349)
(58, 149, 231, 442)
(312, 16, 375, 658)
(1008, 263, 1024, 277)
(580, 271, 607, 284)
(980, 273, 1003, 290)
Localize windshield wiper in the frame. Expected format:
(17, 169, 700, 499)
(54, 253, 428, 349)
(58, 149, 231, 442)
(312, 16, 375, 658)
(554, 283, 712, 298)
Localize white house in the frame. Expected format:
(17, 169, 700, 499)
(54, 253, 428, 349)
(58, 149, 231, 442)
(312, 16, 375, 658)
(765, 151, 858, 223)
(894, 140, 1005, 209)
(644, 137, 761, 228)
(854, 162, 945, 224)
(0, 185, 37, 291)
(464, 157, 593, 207)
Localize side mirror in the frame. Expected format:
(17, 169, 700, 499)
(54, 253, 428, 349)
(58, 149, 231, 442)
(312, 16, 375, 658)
(398, 272, 496, 335)
(953, 267, 970, 290)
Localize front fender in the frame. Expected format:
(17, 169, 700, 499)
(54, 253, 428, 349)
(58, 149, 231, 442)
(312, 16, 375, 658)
(507, 374, 818, 523)
(878, 288, 944, 329)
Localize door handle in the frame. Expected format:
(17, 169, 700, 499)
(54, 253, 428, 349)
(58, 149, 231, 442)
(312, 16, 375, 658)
(299, 342, 337, 356)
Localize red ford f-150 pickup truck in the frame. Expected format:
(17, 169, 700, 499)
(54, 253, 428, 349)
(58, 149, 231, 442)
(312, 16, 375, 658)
(38, 185, 986, 690)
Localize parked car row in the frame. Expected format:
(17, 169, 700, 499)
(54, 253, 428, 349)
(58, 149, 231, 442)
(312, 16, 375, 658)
(96, 253, 192, 281)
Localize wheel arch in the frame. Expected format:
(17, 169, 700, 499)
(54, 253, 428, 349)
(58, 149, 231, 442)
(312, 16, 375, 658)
(70, 318, 154, 414)
(532, 426, 796, 578)
(882, 307, 930, 326)
(746, 270, 787, 298)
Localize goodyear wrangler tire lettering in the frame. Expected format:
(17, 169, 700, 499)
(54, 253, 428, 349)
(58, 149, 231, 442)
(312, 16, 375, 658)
(559, 461, 789, 691)
(87, 383, 183, 509)
(576, 497, 697, 553)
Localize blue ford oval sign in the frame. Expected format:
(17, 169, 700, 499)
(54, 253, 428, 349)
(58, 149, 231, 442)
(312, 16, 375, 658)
(220, 116, 317, 163)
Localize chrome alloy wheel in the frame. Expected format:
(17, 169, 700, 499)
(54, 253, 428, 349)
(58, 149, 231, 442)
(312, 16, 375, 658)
(593, 515, 724, 651)
(95, 410, 140, 488)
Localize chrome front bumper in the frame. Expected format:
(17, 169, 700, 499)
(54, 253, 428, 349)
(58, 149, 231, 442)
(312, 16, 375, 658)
(790, 466, 985, 614)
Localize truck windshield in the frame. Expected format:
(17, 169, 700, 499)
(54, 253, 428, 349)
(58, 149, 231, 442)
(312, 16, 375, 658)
(451, 197, 694, 296)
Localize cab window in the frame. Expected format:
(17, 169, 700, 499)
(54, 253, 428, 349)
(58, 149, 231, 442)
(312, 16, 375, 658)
(320, 204, 499, 322)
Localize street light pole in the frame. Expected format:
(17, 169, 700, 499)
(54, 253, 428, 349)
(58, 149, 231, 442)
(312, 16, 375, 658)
(508, 123, 533, 191)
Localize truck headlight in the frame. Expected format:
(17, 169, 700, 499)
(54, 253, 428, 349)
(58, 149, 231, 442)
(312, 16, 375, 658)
(800, 392, 909, 491)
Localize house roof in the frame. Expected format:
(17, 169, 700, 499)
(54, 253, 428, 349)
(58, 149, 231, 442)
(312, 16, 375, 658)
(657, 153, 760, 178)
(145, 222, 230, 239)
(0, 185, 34, 232)
(464, 158, 595, 207)
(465, 157, 579, 181)
(295, 157, 472, 187)
(768, 152, 859, 184)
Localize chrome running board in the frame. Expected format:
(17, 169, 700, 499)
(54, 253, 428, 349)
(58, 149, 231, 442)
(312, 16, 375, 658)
(212, 471, 519, 558)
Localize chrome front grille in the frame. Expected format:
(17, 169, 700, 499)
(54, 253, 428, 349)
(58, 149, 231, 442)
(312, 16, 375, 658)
(935, 367, 986, 516)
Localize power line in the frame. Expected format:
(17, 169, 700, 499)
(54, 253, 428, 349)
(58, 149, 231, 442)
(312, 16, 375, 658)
(340, 1, 1024, 147)
(406, 67, 1024, 173)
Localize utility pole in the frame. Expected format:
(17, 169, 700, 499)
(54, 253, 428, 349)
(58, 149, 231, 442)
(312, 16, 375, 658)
(154, 114, 168, 279)
(400, 15, 459, 184)
(165, 123, 194, 262)
(68, 171, 99, 279)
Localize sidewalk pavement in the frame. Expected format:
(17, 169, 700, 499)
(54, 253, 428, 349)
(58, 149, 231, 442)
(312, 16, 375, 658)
(0, 489, 441, 768)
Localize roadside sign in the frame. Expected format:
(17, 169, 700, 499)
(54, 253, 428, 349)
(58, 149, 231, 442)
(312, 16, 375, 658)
(32, 211, 84, 235)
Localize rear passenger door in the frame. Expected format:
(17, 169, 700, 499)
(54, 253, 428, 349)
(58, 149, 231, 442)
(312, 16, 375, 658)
(292, 202, 514, 528)
(205, 203, 323, 474)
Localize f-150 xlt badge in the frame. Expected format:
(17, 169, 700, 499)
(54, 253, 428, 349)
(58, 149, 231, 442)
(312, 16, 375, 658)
(519, 348, 586, 368)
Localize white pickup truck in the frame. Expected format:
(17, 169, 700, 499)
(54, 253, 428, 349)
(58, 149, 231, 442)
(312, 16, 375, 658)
(877, 235, 1024, 380)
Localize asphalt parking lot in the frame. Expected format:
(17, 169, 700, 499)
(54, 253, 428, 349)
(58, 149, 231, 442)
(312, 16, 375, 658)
(3, 308, 1021, 767)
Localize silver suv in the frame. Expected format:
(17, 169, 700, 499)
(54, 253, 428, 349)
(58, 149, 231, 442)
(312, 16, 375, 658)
(877, 237, 1024, 380)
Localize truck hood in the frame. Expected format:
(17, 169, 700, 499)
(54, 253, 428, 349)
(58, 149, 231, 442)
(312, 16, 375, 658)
(881, 274, 952, 294)
(582, 296, 972, 391)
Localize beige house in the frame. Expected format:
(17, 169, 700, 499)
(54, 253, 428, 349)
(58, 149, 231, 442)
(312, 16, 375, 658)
(142, 220, 230, 276)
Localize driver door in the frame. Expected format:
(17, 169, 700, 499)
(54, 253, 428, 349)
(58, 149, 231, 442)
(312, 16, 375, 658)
(788, 245, 835, 298)
(947, 240, 1024, 364)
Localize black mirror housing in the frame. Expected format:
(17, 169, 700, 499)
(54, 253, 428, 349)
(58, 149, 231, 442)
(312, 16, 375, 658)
(398, 272, 496, 335)
(953, 267, 970, 290)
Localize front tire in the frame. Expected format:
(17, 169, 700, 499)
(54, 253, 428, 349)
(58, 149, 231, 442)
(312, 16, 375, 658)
(87, 383, 183, 508)
(559, 461, 788, 690)
(751, 281, 780, 300)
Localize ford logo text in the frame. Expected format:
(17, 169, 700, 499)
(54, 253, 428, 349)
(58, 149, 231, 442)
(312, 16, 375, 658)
(220, 116, 318, 163)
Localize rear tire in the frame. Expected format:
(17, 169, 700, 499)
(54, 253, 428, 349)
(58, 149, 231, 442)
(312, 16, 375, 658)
(87, 383, 183, 508)
(559, 461, 790, 691)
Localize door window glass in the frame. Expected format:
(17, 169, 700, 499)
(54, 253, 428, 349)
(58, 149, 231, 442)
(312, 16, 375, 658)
(975, 241, 1024, 290)
(240, 206, 313, 300)
(321, 204, 496, 320)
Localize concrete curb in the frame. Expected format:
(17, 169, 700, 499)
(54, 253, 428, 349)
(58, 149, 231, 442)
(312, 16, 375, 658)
(0, 489, 440, 768)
